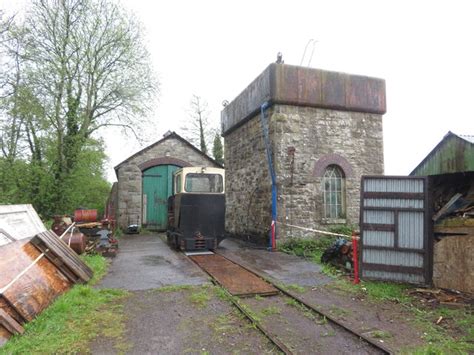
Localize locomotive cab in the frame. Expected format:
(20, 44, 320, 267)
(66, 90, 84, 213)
(167, 167, 225, 251)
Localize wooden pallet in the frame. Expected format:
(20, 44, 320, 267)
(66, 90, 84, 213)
(30, 231, 93, 284)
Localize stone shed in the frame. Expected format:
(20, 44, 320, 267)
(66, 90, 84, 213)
(113, 131, 222, 230)
(221, 63, 386, 244)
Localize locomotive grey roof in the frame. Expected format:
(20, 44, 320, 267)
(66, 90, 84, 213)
(221, 63, 386, 136)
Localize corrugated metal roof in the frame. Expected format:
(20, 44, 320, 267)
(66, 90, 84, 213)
(459, 134, 474, 144)
(410, 131, 474, 175)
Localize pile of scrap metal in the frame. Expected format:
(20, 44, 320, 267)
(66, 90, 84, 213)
(51, 209, 118, 257)
(321, 237, 354, 270)
(0, 205, 93, 347)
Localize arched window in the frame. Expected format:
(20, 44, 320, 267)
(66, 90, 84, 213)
(323, 165, 345, 219)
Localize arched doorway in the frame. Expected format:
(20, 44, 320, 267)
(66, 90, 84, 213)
(142, 164, 180, 230)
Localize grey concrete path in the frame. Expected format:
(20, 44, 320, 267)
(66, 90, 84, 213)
(219, 238, 333, 287)
(97, 233, 208, 290)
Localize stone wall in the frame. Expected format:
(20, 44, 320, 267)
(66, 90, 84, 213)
(274, 105, 384, 238)
(224, 104, 384, 244)
(116, 135, 220, 229)
(224, 110, 273, 244)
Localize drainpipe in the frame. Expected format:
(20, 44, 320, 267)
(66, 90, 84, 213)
(260, 102, 277, 251)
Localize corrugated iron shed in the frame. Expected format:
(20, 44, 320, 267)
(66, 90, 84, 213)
(410, 131, 474, 176)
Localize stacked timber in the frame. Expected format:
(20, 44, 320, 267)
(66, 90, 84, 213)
(0, 232, 93, 346)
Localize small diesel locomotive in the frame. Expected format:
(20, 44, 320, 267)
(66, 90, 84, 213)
(166, 167, 225, 251)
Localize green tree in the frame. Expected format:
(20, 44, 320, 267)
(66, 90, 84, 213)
(212, 131, 224, 165)
(0, 0, 156, 217)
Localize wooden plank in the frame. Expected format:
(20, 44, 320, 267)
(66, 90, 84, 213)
(0, 297, 24, 325)
(432, 193, 463, 222)
(434, 226, 473, 237)
(31, 231, 93, 283)
(0, 309, 24, 335)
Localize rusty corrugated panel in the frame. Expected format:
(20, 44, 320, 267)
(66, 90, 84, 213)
(189, 254, 278, 297)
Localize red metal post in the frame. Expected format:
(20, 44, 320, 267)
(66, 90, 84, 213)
(352, 231, 360, 284)
(271, 220, 276, 251)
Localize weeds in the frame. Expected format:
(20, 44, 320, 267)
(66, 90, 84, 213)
(369, 330, 392, 339)
(286, 284, 306, 293)
(151, 285, 194, 293)
(284, 297, 316, 320)
(279, 234, 473, 354)
(260, 306, 281, 316)
(278, 236, 335, 261)
(328, 305, 351, 317)
(189, 290, 211, 308)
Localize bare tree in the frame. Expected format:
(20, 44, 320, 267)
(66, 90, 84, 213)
(182, 94, 211, 154)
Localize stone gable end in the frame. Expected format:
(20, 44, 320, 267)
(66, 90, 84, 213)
(115, 135, 221, 229)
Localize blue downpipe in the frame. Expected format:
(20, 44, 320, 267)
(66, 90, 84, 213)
(260, 102, 277, 250)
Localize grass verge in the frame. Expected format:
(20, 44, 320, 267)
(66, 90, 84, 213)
(0, 255, 130, 354)
(279, 236, 474, 354)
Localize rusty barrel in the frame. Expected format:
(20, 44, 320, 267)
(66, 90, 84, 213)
(74, 209, 97, 223)
(61, 232, 87, 255)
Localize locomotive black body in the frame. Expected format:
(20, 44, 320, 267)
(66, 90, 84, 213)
(166, 167, 225, 251)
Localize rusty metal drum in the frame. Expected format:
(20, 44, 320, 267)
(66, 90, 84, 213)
(74, 209, 97, 223)
(61, 232, 87, 255)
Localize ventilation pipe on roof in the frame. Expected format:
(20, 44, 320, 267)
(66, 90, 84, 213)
(260, 101, 277, 251)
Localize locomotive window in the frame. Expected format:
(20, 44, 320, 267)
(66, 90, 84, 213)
(184, 173, 223, 193)
(175, 173, 182, 193)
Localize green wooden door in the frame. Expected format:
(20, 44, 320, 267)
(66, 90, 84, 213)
(142, 165, 179, 230)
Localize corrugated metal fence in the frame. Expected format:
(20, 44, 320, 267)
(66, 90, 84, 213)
(360, 176, 432, 285)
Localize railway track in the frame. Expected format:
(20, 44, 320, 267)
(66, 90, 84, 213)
(188, 251, 392, 355)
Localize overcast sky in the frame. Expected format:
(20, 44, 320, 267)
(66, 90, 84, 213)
(2, 0, 473, 181)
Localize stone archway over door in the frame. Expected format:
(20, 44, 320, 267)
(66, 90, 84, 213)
(142, 165, 180, 230)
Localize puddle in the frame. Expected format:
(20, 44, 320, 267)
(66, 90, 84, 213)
(141, 255, 170, 266)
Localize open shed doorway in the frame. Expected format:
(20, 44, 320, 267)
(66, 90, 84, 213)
(142, 164, 180, 230)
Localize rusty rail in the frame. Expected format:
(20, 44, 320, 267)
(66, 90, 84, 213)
(214, 252, 393, 355)
(216, 283, 294, 355)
